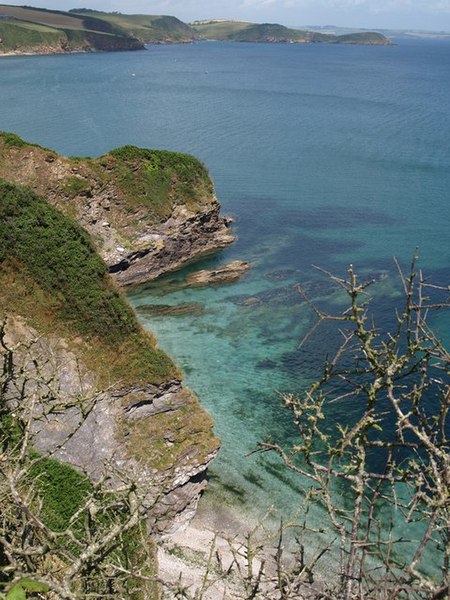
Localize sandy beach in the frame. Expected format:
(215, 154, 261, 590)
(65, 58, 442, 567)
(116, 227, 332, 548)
(157, 498, 267, 599)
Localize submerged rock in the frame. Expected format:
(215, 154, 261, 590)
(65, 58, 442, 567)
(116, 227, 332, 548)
(228, 284, 301, 307)
(137, 303, 206, 317)
(240, 296, 262, 306)
(367, 269, 390, 282)
(186, 260, 251, 287)
(256, 358, 278, 369)
(264, 269, 299, 281)
(227, 278, 336, 307)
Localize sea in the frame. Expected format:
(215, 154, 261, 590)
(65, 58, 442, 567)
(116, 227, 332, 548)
(1, 38, 449, 564)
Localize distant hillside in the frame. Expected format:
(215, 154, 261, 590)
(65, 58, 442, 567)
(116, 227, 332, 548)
(298, 24, 450, 41)
(334, 32, 391, 44)
(0, 5, 144, 53)
(70, 10, 199, 43)
(192, 20, 392, 45)
(0, 7, 392, 55)
(0, 5, 199, 55)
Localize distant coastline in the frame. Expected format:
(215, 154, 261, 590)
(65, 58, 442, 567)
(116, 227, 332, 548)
(0, 4, 392, 57)
(191, 20, 392, 45)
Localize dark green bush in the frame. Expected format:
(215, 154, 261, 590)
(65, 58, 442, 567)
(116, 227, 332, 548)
(108, 145, 213, 214)
(29, 456, 92, 532)
(0, 180, 138, 343)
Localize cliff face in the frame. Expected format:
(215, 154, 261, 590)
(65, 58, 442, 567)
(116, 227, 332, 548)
(3, 317, 219, 535)
(0, 177, 222, 535)
(0, 134, 235, 286)
(110, 203, 234, 286)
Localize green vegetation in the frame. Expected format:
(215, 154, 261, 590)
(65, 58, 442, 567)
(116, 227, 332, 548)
(71, 9, 198, 43)
(106, 145, 213, 216)
(29, 455, 92, 532)
(227, 22, 311, 42)
(0, 131, 50, 151)
(0, 4, 198, 54)
(336, 31, 391, 44)
(190, 19, 252, 39)
(0, 132, 30, 148)
(0, 133, 215, 230)
(0, 179, 177, 384)
(0, 5, 86, 30)
(126, 389, 219, 470)
(62, 175, 90, 197)
(0, 4, 144, 53)
(0, 19, 63, 52)
(192, 20, 392, 45)
(0, 180, 137, 342)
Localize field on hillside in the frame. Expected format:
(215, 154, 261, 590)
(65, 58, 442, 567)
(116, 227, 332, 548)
(0, 20, 62, 51)
(0, 5, 148, 53)
(192, 21, 252, 39)
(71, 10, 197, 42)
(0, 5, 86, 30)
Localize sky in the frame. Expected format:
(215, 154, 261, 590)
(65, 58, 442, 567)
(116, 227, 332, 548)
(1, 0, 450, 31)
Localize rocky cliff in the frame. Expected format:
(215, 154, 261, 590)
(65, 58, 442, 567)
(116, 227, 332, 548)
(0, 175, 222, 536)
(0, 133, 235, 286)
(3, 316, 218, 536)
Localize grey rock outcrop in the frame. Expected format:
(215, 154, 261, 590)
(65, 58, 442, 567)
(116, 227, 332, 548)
(3, 317, 219, 536)
(109, 203, 235, 286)
(0, 140, 236, 288)
(0, 136, 234, 537)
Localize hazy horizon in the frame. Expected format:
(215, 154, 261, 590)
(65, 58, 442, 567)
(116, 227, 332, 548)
(0, 1, 449, 33)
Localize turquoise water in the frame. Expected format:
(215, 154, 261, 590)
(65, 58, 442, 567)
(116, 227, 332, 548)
(1, 41, 449, 545)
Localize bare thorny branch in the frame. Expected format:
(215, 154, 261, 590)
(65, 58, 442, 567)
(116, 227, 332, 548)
(1, 254, 449, 600)
(253, 257, 450, 599)
(0, 317, 158, 599)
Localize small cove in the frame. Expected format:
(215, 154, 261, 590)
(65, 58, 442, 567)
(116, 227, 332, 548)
(1, 39, 449, 564)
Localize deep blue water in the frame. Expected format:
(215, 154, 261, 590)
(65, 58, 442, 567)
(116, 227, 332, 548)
(1, 40, 449, 549)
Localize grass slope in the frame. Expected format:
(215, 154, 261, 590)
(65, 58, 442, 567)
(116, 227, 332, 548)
(0, 19, 63, 51)
(0, 179, 177, 384)
(336, 31, 391, 44)
(190, 19, 251, 39)
(0, 5, 198, 52)
(227, 23, 312, 42)
(0, 143, 218, 465)
(107, 145, 213, 216)
(71, 9, 198, 43)
(0, 133, 215, 252)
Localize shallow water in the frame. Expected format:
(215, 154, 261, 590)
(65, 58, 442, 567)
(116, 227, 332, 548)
(1, 39, 449, 560)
